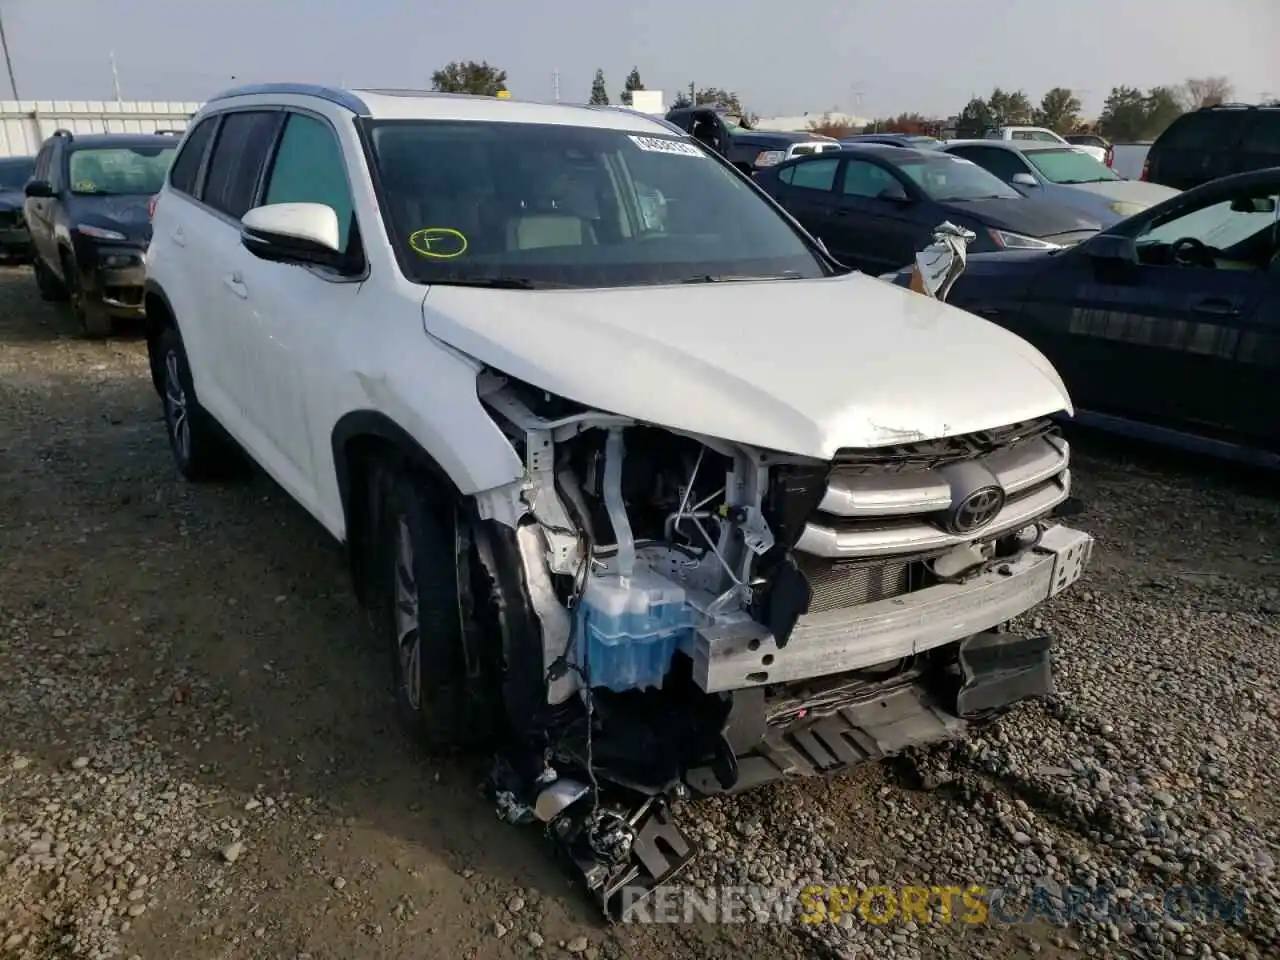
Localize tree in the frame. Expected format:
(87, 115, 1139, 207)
(955, 97, 995, 138)
(620, 66, 644, 107)
(1181, 75, 1233, 110)
(1097, 86, 1151, 141)
(987, 88, 1035, 126)
(1097, 85, 1186, 141)
(589, 69, 609, 105)
(860, 112, 933, 135)
(807, 112, 859, 138)
(1143, 85, 1185, 138)
(430, 60, 508, 96)
(1034, 87, 1083, 133)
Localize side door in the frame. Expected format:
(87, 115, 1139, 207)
(1228, 201, 1280, 452)
(24, 142, 55, 265)
(225, 108, 366, 511)
(834, 158, 930, 271)
(768, 157, 843, 258)
(1024, 187, 1275, 433)
(179, 108, 284, 437)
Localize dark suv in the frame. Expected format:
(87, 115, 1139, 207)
(24, 129, 178, 336)
(1142, 102, 1280, 190)
(0, 156, 35, 261)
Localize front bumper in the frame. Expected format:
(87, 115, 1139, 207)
(77, 245, 147, 318)
(685, 523, 1092, 692)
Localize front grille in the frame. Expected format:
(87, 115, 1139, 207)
(785, 418, 1069, 583)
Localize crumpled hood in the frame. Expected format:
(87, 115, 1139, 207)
(421, 271, 1073, 458)
(72, 195, 153, 242)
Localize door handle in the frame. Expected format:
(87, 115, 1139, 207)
(1191, 298, 1240, 318)
(224, 272, 247, 299)
(171, 226, 185, 247)
(831, 208, 851, 217)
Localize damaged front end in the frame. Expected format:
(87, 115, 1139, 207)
(463, 349, 1093, 918)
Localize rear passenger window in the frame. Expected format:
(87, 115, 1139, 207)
(783, 157, 838, 191)
(1240, 114, 1280, 153)
(263, 113, 356, 253)
(169, 116, 218, 196)
(200, 111, 282, 220)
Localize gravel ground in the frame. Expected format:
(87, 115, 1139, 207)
(1, 262, 1277, 960)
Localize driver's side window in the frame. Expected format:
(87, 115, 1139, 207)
(1137, 191, 1279, 269)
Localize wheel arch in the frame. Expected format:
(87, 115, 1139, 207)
(143, 280, 179, 395)
(331, 410, 466, 604)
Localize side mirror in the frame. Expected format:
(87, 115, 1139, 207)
(240, 202, 345, 269)
(1083, 233, 1138, 264)
(24, 179, 54, 199)
(1011, 173, 1039, 188)
(877, 183, 911, 202)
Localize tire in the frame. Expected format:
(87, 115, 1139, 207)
(62, 255, 112, 338)
(371, 463, 484, 752)
(156, 325, 238, 481)
(32, 256, 67, 302)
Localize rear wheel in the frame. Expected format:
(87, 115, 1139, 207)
(370, 463, 486, 751)
(157, 325, 239, 481)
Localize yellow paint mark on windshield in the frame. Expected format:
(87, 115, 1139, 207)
(409, 227, 468, 259)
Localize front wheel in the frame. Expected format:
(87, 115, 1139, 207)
(32, 256, 67, 302)
(62, 256, 111, 338)
(372, 465, 487, 751)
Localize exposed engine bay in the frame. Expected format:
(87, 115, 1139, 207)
(467, 362, 1093, 919)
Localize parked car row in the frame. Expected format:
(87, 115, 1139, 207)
(21, 128, 177, 335)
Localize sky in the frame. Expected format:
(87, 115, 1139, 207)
(1, 0, 1277, 120)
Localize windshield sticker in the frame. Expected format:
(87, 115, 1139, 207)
(628, 135, 704, 158)
(409, 227, 468, 259)
(74, 179, 96, 192)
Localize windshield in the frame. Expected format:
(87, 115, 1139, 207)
(0, 158, 34, 191)
(1024, 148, 1120, 184)
(897, 155, 1022, 201)
(68, 146, 176, 195)
(363, 119, 829, 288)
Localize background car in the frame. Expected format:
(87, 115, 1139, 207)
(884, 167, 1280, 467)
(0, 155, 35, 261)
(1142, 101, 1280, 189)
(23, 129, 177, 337)
(1065, 133, 1115, 168)
(940, 140, 1180, 226)
(753, 145, 1100, 274)
(837, 133, 943, 150)
(983, 125, 1110, 164)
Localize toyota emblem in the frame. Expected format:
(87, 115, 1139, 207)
(945, 485, 1006, 534)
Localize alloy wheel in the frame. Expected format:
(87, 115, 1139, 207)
(163, 350, 190, 463)
(393, 516, 421, 710)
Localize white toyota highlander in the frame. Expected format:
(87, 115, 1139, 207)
(143, 83, 1094, 915)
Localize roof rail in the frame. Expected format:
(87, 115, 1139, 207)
(1201, 101, 1262, 110)
(52, 128, 73, 138)
(206, 82, 370, 115)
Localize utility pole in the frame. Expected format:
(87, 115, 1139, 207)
(0, 9, 18, 100)
(110, 51, 123, 104)
(552, 68, 560, 103)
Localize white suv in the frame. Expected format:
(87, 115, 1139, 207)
(143, 82, 1093, 906)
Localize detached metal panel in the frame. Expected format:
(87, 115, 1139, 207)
(0, 100, 204, 158)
